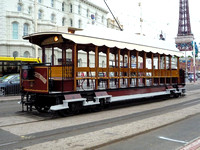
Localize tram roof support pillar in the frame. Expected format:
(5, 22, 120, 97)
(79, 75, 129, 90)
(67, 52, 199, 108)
(151, 53, 154, 86)
(95, 46, 99, 90)
(118, 49, 121, 88)
(42, 47, 45, 63)
(107, 48, 110, 89)
(73, 43, 77, 91)
(136, 51, 139, 87)
(158, 54, 160, 85)
(128, 50, 130, 87)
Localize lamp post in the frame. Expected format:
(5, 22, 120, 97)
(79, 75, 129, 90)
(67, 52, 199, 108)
(193, 41, 196, 82)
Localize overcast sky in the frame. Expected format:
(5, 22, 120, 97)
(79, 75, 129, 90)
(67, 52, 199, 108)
(92, 0, 200, 41)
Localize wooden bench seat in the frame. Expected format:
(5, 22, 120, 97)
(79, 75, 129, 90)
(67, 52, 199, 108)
(94, 91, 112, 103)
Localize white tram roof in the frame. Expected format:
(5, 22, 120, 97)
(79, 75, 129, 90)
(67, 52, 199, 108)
(24, 26, 183, 57)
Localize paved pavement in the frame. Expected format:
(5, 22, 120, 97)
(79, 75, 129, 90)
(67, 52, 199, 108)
(0, 95, 21, 102)
(180, 137, 200, 150)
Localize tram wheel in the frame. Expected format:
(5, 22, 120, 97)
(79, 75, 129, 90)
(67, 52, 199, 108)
(173, 93, 180, 98)
(69, 102, 82, 115)
(35, 105, 50, 113)
(94, 99, 105, 111)
(57, 109, 69, 117)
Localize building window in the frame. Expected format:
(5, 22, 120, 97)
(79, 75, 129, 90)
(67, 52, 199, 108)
(62, 2, 65, 11)
(102, 16, 104, 23)
(87, 9, 90, 18)
(51, 0, 54, 7)
(70, 4, 73, 13)
(24, 51, 30, 58)
(78, 5, 81, 15)
(17, 3, 22, 12)
(78, 20, 82, 28)
(62, 17, 66, 26)
(38, 9, 43, 19)
(13, 51, 19, 57)
(28, 6, 32, 14)
(23, 23, 29, 36)
(51, 14, 55, 22)
(78, 58, 82, 67)
(70, 18, 73, 27)
(95, 13, 98, 21)
(12, 22, 18, 39)
(102, 61, 105, 67)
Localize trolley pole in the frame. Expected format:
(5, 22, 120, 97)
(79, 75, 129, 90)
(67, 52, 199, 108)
(193, 41, 196, 82)
(139, 1, 143, 36)
(34, 0, 38, 58)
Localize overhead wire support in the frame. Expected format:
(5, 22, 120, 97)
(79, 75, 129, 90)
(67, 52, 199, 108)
(103, 0, 123, 31)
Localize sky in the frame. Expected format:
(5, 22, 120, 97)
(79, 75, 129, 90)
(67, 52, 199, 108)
(92, 0, 200, 42)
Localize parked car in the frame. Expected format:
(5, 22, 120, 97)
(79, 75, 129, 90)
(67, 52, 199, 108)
(0, 74, 9, 82)
(0, 74, 20, 95)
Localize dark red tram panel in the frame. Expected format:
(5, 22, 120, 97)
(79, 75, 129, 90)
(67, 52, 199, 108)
(22, 67, 49, 93)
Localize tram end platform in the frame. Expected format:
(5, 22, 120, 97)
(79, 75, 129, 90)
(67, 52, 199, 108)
(179, 137, 200, 150)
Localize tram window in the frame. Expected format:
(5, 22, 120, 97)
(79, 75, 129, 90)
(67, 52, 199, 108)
(171, 57, 178, 69)
(160, 57, 165, 69)
(146, 59, 152, 69)
(166, 57, 170, 69)
(154, 58, 158, 69)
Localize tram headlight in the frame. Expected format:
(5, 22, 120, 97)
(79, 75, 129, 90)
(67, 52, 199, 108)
(22, 69, 28, 79)
(22, 66, 34, 80)
(54, 36, 59, 42)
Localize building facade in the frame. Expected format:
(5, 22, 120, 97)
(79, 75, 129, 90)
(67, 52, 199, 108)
(0, 0, 108, 65)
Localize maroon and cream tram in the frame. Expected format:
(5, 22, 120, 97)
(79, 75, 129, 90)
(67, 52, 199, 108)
(20, 30, 185, 115)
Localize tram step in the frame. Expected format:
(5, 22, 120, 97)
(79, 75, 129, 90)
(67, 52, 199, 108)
(83, 100, 100, 106)
(50, 104, 69, 111)
(110, 91, 169, 102)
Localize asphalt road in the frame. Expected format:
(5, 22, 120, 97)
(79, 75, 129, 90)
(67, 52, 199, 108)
(95, 84, 200, 150)
(0, 84, 200, 150)
(97, 113, 200, 150)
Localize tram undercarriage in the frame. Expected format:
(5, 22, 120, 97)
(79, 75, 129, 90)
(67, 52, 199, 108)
(20, 84, 185, 116)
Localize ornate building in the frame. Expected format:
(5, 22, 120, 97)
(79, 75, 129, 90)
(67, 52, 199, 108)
(0, 0, 108, 65)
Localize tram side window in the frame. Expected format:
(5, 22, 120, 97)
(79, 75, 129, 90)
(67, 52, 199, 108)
(171, 57, 177, 69)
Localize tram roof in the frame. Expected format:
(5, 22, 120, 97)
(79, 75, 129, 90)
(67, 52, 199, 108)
(24, 30, 183, 57)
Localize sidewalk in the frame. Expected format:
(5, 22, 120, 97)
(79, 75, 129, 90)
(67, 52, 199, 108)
(186, 80, 200, 85)
(179, 137, 200, 150)
(0, 95, 21, 102)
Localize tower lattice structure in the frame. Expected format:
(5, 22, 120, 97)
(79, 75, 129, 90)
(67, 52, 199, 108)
(175, 0, 194, 51)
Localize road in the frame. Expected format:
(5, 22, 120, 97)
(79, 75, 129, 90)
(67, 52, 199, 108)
(0, 84, 200, 150)
(97, 113, 200, 150)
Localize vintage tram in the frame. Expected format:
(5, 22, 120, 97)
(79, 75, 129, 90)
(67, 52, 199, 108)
(20, 30, 185, 115)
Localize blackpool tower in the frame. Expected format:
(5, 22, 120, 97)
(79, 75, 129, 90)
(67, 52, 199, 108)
(175, 0, 194, 51)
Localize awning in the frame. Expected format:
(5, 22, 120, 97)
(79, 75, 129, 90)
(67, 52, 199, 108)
(24, 31, 183, 57)
(62, 33, 183, 57)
